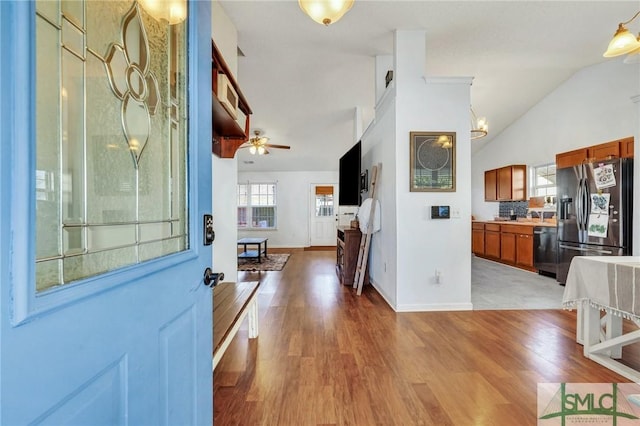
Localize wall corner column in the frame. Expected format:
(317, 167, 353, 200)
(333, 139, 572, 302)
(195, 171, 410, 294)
(632, 94, 640, 255)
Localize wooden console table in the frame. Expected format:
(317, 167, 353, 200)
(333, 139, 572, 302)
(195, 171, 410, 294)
(336, 227, 368, 286)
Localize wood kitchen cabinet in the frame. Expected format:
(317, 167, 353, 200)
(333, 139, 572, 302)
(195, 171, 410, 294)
(497, 167, 513, 200)
(500, 229, 516, 263)
(556, 148, 588, 169)
(472, 223, 485, 255)
(484, 170, 497, 201)
(621, 137, 634, 158)
(484, 223, 501, 258)
(588, 141, 619, 162)
(472, 221, 538, 272)
(516, 232, 534, 268)
(484, 165, 527, 201)
(556, 137, 634, 169)
(500, 224, 534, 270)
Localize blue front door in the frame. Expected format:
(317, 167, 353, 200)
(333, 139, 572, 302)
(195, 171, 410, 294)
(0, 1, 213, 424)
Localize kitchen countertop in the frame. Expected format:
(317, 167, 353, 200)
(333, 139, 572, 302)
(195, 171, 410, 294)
(472, 219, 557, 228)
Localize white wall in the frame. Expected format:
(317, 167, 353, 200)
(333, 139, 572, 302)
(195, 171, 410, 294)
(361, 30, 473, 312)
(394, 76, 472, 312)
(212, 2, 240, 279)
(361, 84, 397, 307)
(237, 171, 338, 247)
(212, 1, 237, 77)
(212, 157, 238, 281)
(472, 59, 640, 222)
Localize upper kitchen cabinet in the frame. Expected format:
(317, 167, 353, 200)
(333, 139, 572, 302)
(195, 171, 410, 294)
(212, 40, 252, 158)
(484, 165, 527, 201)
(484, 169, 497, 201)
(556, 148, 588, 169)
(620, 137, 635, 158)
(588, 141, 619, 162)
(556, 137, 634, 169)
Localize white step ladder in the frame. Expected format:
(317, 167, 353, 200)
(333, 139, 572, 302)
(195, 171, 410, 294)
(353, 163, 380, 296)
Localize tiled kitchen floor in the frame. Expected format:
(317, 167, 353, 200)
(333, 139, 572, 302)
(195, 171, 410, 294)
(471, 256, 565, 310)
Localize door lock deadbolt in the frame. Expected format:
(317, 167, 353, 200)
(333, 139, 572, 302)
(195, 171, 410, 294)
(203, 214, 215, 245)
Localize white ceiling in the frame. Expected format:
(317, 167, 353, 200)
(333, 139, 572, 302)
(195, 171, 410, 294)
(218, 0, 640, 172)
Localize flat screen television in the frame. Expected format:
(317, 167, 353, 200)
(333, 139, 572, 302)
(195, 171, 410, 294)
(338, 141, 361, 206)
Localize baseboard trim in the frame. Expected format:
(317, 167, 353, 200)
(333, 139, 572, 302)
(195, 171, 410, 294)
(304, 246, 335, 251)
(368, 279, 473, 312)
(368, 279, 396, 310)
(395, 302, 474, 312)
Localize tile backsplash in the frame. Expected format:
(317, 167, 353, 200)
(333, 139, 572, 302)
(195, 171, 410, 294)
(499, 201, 529, 218)
(499, 200, 557, 219)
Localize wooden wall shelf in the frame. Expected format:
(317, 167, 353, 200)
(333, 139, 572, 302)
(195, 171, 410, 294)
(212, 40, 252, 158)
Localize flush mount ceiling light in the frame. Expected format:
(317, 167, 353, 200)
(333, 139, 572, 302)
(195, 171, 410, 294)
(470, 107, 488, 140)
(603, 10, 640, 58)
(298, 0, 355, 26)
(138, 0, 187, 25)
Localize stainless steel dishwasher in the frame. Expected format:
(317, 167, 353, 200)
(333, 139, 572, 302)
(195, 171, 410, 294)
(534, 226, 558, 278)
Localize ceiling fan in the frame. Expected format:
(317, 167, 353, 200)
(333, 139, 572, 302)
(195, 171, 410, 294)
(240, 130, 291, 155)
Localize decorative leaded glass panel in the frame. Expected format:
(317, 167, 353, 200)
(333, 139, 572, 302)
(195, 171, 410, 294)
(35, 0, 188, 292)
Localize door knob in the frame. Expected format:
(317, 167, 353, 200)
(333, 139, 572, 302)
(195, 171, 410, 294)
(203, 267, 224, 287)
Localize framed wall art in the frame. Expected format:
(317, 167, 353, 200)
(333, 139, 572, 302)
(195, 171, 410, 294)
(409, 131, 456, 192)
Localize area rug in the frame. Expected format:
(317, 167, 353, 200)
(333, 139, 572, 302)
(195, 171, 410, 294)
(238, 253, 290, 272)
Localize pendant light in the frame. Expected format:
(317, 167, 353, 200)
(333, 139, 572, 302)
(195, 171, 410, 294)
(138, 0, 187, 25)
(603, 11, 640, 57)
(298, 0, 355, 26)
(470, 107, 488, 140)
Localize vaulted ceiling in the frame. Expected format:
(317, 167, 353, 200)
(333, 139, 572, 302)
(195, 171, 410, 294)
(217, 1, 640, 172)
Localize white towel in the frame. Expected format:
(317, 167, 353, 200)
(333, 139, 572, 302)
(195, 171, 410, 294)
(357, 198, 381, 234)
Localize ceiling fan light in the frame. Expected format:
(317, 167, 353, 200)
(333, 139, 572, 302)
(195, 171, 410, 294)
(603, 24, 640, 57)
(249, 146, 257, 155)
(298, 0, 354, 26)
(257, 146, 266, 155)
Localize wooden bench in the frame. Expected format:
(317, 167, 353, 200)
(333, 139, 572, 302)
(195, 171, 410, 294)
(212, 281, 260, 370)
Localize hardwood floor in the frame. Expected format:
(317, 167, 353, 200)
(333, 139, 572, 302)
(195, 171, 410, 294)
(214, 250, 638, 425)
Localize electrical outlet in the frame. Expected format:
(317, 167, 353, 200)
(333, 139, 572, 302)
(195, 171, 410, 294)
(435, 269, 442, 284)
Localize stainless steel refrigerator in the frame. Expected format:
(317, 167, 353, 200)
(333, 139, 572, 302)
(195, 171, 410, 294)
(556, 158, 633, 284)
